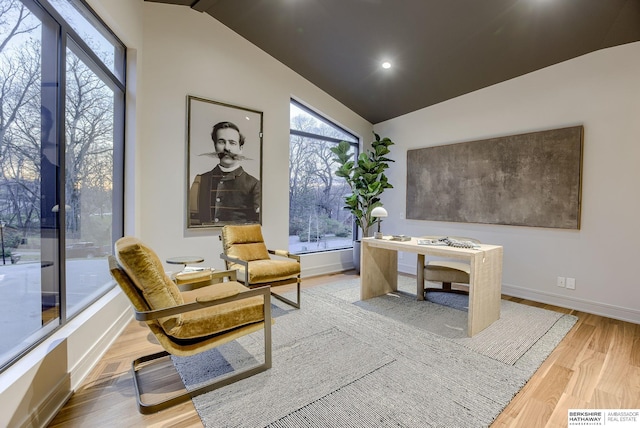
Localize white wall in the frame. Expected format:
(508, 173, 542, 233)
(374, 42, 640, 323)
(138, 3, 372, 275)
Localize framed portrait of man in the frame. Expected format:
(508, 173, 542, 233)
(186, 95, 263, 229)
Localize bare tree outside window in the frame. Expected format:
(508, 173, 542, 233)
(0, 0, 125, 372)
(0, 1, 41, 242)
(288, 100, 358, 254)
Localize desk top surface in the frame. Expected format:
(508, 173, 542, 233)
(362, 236, 502, 257)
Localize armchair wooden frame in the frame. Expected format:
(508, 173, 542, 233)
(109, 256, 272, 414)
(220, 250, 301, 309)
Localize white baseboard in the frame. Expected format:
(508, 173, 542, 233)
(25, 375, 72, 428)
(398, 261, 417, 276)
(2, 287, 133, 428)
(301, 249, 355, 278)
(303, 261, 354, 278)
(39, 297, 133, 428)
(399, 263, 639, 324)
(501, 283, 640, 325)
(398, 263, 640, 324)
(69, 305, 133, 391)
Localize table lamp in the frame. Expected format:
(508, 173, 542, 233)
(371, 206, 388, 239)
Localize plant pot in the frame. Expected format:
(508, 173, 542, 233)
(352, 240, 361, 274)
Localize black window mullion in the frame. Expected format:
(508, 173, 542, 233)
(37, 0, 125, 90)
(57, 27, 68, 323)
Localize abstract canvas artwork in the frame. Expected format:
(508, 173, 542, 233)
(406, 126, 583, 229)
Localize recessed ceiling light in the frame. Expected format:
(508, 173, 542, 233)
(381, 61, 391, 69)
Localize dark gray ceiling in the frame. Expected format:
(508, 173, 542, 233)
(147, 0, 640, 124)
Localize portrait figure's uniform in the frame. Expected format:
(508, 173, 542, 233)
(189, 165, 260, 225)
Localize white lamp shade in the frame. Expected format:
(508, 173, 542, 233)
(371, 206, 388, 218)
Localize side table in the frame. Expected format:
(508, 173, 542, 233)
(166, 256, 214, 286)
(166, 256, 205, 270)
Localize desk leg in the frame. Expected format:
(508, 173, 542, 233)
(467, 247, 503, 336)
(416, 254, 425, 301)
(361, 241, 397, 300)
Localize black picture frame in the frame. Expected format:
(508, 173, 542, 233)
(186, 95, 263, 229)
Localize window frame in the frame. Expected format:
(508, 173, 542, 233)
(289, 98, 359, 254)
(0, 0, 126, 372)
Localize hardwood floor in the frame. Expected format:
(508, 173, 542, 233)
(49, 272, 640, 427)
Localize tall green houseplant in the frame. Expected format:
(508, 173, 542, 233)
(331, 133, 395, 239)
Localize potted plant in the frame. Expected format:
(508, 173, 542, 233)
(331, 132, 394, 272)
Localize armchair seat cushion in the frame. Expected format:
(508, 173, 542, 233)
(228, 259, 301, 284)
(425, 261, 471, 284)
(169, 281, 265, 340)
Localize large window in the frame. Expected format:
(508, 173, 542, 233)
(289, 99, 358, 254)
(0, 0, 125, 371)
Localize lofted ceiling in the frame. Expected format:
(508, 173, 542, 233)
(146, 0, 640, 124)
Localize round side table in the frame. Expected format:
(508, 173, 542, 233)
(166, 256, 205, 270)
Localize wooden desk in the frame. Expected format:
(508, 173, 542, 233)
(360, 237, 503, 336)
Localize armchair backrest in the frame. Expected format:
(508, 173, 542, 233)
(114, 236, 184, 331)
(108, 255, 149, 313)
(221, 224, 270, 261)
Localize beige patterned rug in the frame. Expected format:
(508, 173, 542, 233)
(173, 276, 577, 427)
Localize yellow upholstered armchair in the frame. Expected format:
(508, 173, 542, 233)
(109, 236, 272, 414)
(220, 224, 301, 309)
(417, 236, 481, 299)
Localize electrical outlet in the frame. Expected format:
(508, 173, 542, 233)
(566, 277, 576, 290)
(557, 276, 566, 288)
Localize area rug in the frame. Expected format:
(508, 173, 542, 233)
(331, 276, 577, 368)
(172, 276, 577, 427)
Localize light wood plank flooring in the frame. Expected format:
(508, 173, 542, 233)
(49, 272, 640, 427)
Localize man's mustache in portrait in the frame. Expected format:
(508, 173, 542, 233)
(199, 151, 252, 161)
